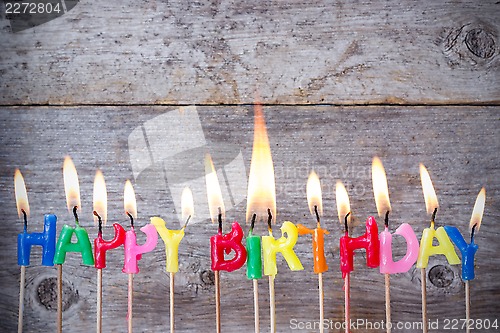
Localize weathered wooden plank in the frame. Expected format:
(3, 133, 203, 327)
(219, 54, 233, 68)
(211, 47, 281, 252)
(0, 1, 499, 105)
(0, 106, 499, 332)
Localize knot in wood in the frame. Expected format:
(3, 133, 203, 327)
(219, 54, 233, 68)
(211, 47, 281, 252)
(428, 265, 454, 288)
(37, 277, 79, 311)
(200, 270, 215, 286)
(465, 28, 496, 58)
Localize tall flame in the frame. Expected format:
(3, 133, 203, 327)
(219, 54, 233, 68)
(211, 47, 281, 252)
(307, 170, 322, 216)
(14, 169, 30, 218)
(205, 153, 225, 223)
(93, 170, 107, 225)
(419, 164, 438, 214)
(63, 156, 81, 212)
(470, 187, 486, 232)
(246, 104, 276, 223)
(372, 157, 391, 217)
(124, 180, 137, 219)
(181, 187, 194, 221)
(336, 181, 351, 225)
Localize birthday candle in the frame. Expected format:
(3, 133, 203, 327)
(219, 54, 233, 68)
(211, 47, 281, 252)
(16, 170, 57, 266)
(246, 225, 262, 279)
(54, 157, 94, 266)
(416, 164, 460, 269)
(372, 157, 419, 274)
(339, 216, 380, 277)
(152, 187, 193, 273)
(122, 180, 158, 274)
(93, 170, 126, 270)
(262, 221, 304, 276)
(444, 188, 486, 280)
(379, 223, 419, 274)
(297, 171, 329, 274)
(206, 154, 247, 272)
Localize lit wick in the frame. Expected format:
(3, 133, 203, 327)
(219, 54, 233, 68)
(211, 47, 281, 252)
(93, 211, 102, 235)
(267, 208, 273, 234)
(250, 213, 257, 234)
(21, 208, 28, 233)
(127, 212, 134, 229)
(431, 207, 438, 227)
(384, 210, 390, 229)
(314, 205, 321, 227)
(218, 207, 222, 234)
(184, 215, 191, 229)
(470, 223, 477, 244)
(344, 212, 351, 236)
(73, 206, 80, 227)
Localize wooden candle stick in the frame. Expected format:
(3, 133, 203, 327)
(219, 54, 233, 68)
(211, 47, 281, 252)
(57, 264, 63, 333)
(128, 273, 133, 333)
(253, 279, 260, 333)
(318, 272, 324, 333)
(269, 275, 276, 333)
(97, 269, 102, 333)
(421, 268, 428, 333)
(18, 265, 25, 333)
(215, 270, 221, 333)
(170, 272, 175, 333)
(385, 273, 391, 333)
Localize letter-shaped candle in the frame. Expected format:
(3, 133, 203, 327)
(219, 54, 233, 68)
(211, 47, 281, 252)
(55, 156, 94, 266)
(152, 217, 185, 273)
(444, 188, 486, 280)
(18, 214, 57, 266)
(417, 164, 460, 269)
(94, 223, 126, 269)
(297, 225, 329, 274)
(54, 224, 95, 265)
(15, 169, 57, 266)
(443, 226, 477, 280)
(416, 224, 460, 268)
(380, 223, 419, 273)
(122, 224, 158, 274)
(340, 216, 380, 277)
(246, 229, 262, 279)
(93, 170, 126, 269)
(211, 222, 247, 272)
(262, 221, 304, 276)
(297, 170, 329, 274)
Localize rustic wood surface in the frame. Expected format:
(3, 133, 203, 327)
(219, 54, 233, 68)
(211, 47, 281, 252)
(0, 0, 499, 105)
(1, 0, 499, 332)
(0, 106, 498, 333)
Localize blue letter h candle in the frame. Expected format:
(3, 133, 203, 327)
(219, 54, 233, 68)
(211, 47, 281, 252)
(17, 214, 57, 266)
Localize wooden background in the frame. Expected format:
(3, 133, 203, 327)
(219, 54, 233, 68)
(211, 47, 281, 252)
(0, 1, 499, 332)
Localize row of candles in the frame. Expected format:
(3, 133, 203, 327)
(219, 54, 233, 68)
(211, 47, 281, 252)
(15, 107, 486, 333)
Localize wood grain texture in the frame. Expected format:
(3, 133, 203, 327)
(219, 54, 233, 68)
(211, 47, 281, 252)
(0, 106, 498, 332)
(0, 1, 499, 105)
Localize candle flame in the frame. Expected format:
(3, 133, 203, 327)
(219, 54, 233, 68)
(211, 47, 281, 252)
(307, 170, 322, 216)
(336, 181, 351, 225)
(419, 164, 439, 214)
(181, 187, 194, 221)
(124, 180, 137, 219)
(372, 157, 391, 217)
(93, 170, 107, 225)
(63, 156, 81, 212)
(205, 153, 225, 223)
(14, 169, 30, 218)
(470, 187, 486, 232)
(246, 104, 276, 223)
